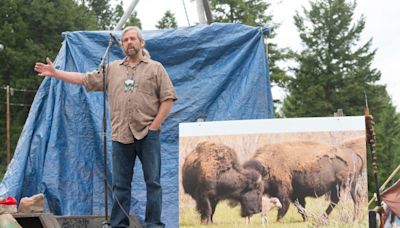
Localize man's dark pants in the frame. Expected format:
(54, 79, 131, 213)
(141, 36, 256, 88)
(110, 130, 164, 228)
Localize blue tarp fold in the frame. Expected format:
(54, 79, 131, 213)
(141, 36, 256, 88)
(0, 23, 273, 227)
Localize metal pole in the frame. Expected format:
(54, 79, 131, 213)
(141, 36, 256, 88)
(99, 39, 113, 228)
(202, 0, 213, 24)
(102, 1, 141, 225)
(195, 0, 207, 24)
(100, 2, 142, 226)
(6, 85, 11, 164)
(115, 0, 140, 31)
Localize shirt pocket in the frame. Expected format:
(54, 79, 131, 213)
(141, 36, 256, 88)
(137, 75, 157, 96)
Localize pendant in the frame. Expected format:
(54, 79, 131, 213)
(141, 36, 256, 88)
(124, 79, 135, 92)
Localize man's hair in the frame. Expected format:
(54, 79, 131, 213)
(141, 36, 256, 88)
(121, 26, 144, 43)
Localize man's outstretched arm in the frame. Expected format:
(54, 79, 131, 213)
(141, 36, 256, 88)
(34, 57, 84, 84)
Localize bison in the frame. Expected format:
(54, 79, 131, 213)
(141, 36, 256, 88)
(340, 136, 366, 171)
(182, 141, 264, 224)
(243, 141, 364, 222)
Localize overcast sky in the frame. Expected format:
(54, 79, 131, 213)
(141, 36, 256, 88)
(120, 0, 400, 111)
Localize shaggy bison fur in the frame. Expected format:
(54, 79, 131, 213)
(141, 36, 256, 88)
(244, 140, 364, 222)
(182, 141, 264, 224)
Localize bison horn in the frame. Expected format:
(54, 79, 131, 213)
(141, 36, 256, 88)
(256, 176, 262, 184)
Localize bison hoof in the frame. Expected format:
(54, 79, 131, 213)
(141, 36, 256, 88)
(276, 218, 283, 223)
(201, 218, 211, 224)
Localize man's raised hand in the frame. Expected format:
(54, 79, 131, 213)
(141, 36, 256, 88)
(34, 57, 56, 77)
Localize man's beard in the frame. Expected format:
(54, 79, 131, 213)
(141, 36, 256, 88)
(125, 47, 139, 57)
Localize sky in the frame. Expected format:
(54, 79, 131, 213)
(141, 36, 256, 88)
(120, 0, 400, 111)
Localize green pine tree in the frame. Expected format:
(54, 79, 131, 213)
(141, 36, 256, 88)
(156, 10, 178, 29)
(109, 0, 124, 30)
(83, 0, 113, 29)
(210, 0, 271, 25)
(124, 11, 142, 29)
(108, 2, 142, 30)
(283, 0, 380, 117)
(282, 0, 400, 200)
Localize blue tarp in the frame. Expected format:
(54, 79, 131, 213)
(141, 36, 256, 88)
(0, 23, 273, 227)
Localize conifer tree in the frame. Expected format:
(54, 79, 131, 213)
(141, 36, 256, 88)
(124, 11, 142, 29)
(84, 0, 113, 29)
(282, 0, 400, 197)
(283, 0, 380, 117)
(156, 10, 178, 29)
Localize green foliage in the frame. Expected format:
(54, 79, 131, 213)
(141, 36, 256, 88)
(283, 0, 383, 117)
(0, 165, 6, 181)
(367, 87, 400, 200)
(124, 11, 142, 29)
(282, 0, 400, 201)
(0, 0, 96, 86)
(0, 0, 97, 176)
(81, 0, 142, 30)
(109, 0, 125, 30)
(82, 0, 113, 29)
(210, 0, 271, 26)
(108, 1, 142, 30)
(156, 10, 178, 29)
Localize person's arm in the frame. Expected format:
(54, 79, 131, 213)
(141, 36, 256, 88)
(149, 99, 174, 131)
(34, 57, 84, 84)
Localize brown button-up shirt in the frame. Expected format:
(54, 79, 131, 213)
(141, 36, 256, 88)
(83, 55, 177, 144)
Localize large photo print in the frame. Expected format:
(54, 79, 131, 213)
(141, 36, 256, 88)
(179, 117, 368, 227)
